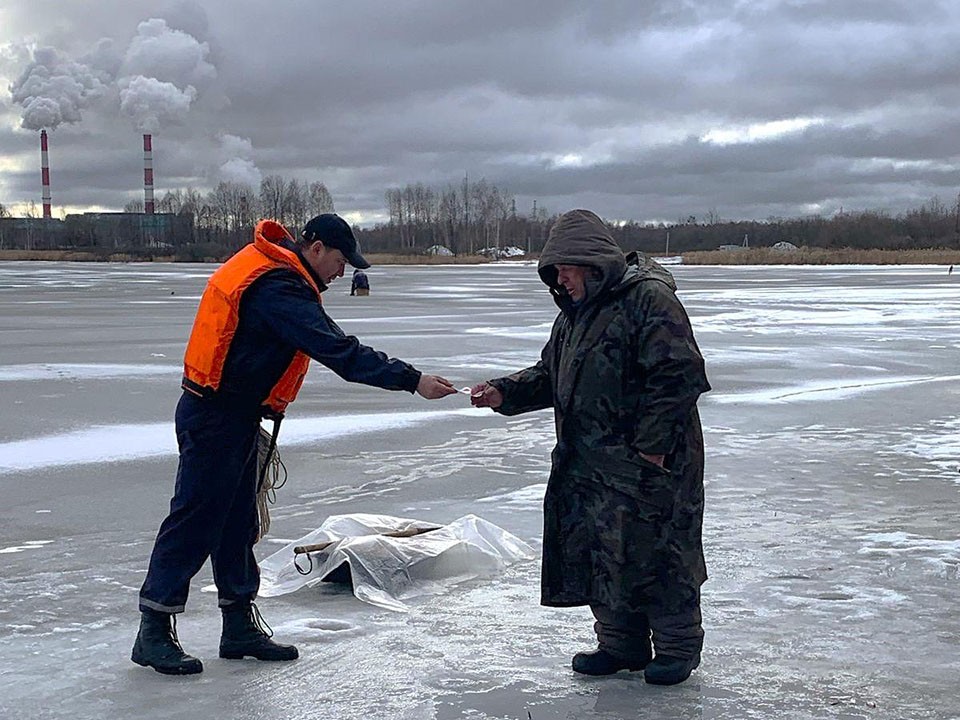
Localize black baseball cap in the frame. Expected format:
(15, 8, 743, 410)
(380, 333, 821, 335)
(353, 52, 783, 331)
(301, 213, 370, 269)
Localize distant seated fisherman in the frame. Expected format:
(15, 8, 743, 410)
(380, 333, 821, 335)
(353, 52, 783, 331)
(351, 268, 370, 296)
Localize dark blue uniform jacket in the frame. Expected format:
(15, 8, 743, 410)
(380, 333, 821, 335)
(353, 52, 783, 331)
(211, 244, 420, 410)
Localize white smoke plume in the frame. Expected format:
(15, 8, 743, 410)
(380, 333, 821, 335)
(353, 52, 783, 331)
(9, 46, 106, 130)
(215, 133, 262, 188)
(117, 18, 215, 134)
(119, 75, 196, 133)
(121, 18, 216, 88)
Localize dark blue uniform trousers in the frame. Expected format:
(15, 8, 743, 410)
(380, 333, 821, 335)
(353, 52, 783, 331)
(139, 392, 261, 614)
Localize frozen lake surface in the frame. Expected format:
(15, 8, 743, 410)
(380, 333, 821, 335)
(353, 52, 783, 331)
(1, 261, 958, 719)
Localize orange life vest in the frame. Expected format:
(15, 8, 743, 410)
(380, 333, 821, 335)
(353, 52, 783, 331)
(182, 219, 321, 417)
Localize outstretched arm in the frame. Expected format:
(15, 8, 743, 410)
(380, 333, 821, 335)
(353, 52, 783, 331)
(472, 332, 556, 415)
(248, 271, 447, 394)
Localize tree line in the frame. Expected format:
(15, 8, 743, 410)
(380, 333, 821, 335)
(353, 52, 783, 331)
(132, 174, 548, 255)
(607, 197, 960, 254)
(363, 186, 960, 255)
(3, 180, 960, 256)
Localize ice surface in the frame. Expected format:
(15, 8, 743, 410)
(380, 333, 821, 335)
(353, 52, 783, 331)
(1, 261, 959, 719)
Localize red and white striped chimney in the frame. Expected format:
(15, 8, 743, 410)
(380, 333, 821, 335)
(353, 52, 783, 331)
(40, 129, 52, 219)
(143, 133, 155, 215)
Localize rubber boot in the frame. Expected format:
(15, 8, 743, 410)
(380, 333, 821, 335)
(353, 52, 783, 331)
(572, 647, 650, 676)
(219, 602, 298, 661)
(131, 609, 203, 675)
(644, 653, 700, 685)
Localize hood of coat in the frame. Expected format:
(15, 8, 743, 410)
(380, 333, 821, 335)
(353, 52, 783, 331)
(538, 210, 627, 303)
(537, 210, 679, 310)
(535, 210, 678, 313)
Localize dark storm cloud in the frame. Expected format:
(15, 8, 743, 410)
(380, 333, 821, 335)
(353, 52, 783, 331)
(2, 0, 959, 222)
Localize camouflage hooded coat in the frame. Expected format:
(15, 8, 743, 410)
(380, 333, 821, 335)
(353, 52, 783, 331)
(489, 209, 710, 611)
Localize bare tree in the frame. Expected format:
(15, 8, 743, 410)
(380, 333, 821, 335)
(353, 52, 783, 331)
(437, 185, 463, 252)
(176, 187, 206, 229)
(188, 188, 215, 241)
(284, 179, 310, 229)
(471, 178, 506, 248)
(157, 190, 184, 214)
(124, 199, 144, 213)
(408, 183, 436, 246)
(259, 175, 286, 224)
(401, 185, 416, 248)
(462, 174, 472, 253)
(385, 187, 408, 250)
(308, 181, 335, 215)
(209, 181, 257, 234)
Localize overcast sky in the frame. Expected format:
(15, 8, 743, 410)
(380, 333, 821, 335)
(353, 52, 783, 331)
(2, 0, 960, 226)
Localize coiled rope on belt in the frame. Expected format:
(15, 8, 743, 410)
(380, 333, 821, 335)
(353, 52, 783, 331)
(255, 421, 287, 543)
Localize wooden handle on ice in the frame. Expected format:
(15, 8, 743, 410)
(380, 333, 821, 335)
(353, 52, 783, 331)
(292, 525, 441, 555)
(293, 540, 336, 555)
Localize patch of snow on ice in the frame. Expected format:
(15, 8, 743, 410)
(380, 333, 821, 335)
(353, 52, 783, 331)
(0, 363, 180, 382)
(0, 409, 481, 474)
(711, 375, 960, 404)
(477, 484, 546, 506)
(0, 540, 55, 554)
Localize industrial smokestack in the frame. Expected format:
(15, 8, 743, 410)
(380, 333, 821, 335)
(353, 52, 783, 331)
(40, 129, 52, 218)
(143, 133, 155, 215)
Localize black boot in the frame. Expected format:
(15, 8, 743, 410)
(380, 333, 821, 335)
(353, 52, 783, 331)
(572, 648, 649, 676)
(131, 609, 203, 675)
(644, 653, 700, 685)
(219, 602, 298, 661)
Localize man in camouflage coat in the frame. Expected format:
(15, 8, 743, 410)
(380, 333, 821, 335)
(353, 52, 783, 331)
(471, 209, 710, 685)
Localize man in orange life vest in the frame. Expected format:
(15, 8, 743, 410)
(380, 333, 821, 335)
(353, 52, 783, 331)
(132, 213, 457, 675)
